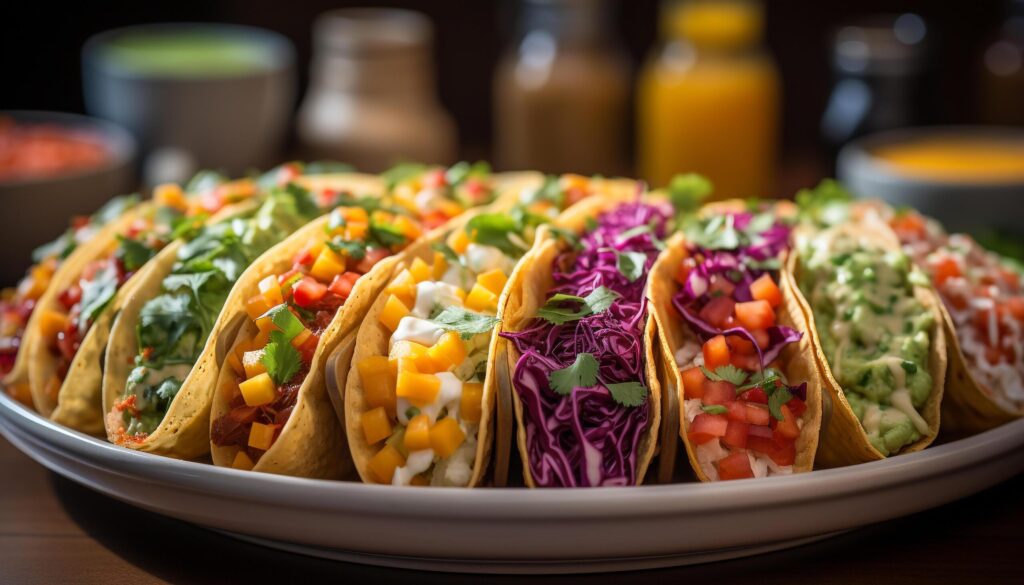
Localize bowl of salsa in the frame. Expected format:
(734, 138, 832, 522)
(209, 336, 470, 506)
(0, 110, 135, 283)
(838, 126, 1024, 235)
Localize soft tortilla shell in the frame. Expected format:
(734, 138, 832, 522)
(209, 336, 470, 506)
(648, 228, 823, 482)
(786, 221, 946, 466)
(499, 190, 663, 487)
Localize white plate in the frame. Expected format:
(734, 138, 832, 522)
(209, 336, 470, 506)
(2, 390, 1023, 574)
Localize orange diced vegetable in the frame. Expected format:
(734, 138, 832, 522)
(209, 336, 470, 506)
(394, 216, 422, 240)
(680, 366, 708, 399)
(448, 229, 470, 254)
(361, 407, 393, 445)
(404, 414, 432, 451)
(242, 349, 267, 379)
(703, 335, 731, 370)
(245, 294, 271, 321)
(385, 270, 417, 308)
(735, 300, 776, 330)
(409, 474, 430, 486)
(369, 444, 406, 483)
(239, 373, 276, 407)
(465, 283, 498, 313)
(396, 371, 441, 406)
(409, 257, 432, 283)
(460, 382, 483, 423)
(749, 273, 782, 308)
(358, 356, 397, 414)
(429, 417, 466, 458)
(258, 275, 283, 307)
(231, 450, 255, 471)
(226, 351, 245, 376)
(38, 310, 68, 342)
(432, 252, 448, 280)
(476, 269, 508, 295)
(427, 331, 467, 371)
(290, 327, 313, 349)
(248, 422, 277, 451)
(310, 247, 346, 283)
(390, 340, 434, 372)
(379, 295, 410, 332)
(154, 183, 187, 210)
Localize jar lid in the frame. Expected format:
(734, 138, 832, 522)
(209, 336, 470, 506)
(663, 0, 763, 50)
(313, 8, 433, 55)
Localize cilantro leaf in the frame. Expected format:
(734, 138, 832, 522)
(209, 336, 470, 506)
(445, 160, 490, 186)
(154, 378, 183, 401)
(285, 182, 320, 218)
(117, 235, 157, 272)
(614, 250, 647, 283)
(736, 368, 782, 392)
(547, 226, 581, 249)
(327, 237, 367, 261)
(261, 330, 302, 385)
(370, 221, 407, 248)
(432, 242, 461, 265)
(548, 353, 598, 396)
(466, 213, 526, 256)
(583, 286, 619, 314)
(429, 306, 500, 340)
(92, 195, 140, 226)
(795, 179, 852, 227)
(700, 364, 749, 386)
(667, 173, 712, 218)
(607, 381, 648, 407)
(382, 162, 427, 191)
(767, 386, 793, 421)
(137, 292, 206, 363)
(701, 404, 728, 415)
(537, 286, 620, 325)
(522, 176, 565, 207)
(185, 170, 226, 194)
(77, 263, 120, 331)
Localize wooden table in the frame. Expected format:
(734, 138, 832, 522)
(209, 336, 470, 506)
(1, 435, 1020, 584)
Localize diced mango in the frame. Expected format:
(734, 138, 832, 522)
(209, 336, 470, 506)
(396, 371, 441, 407)
(393, 187, 419, 214)
(239, 372, 276, 407)
(432, 252, 448, 280)
(245, 294, 271, 321)
(252, 327, 272, 349)
(242, 349, 267, 379)
(390, 340, 434, 373)
(290, 327, 313, 349)
(18, 267, 50, 300)
(358, 356, 397, 414)
(437, 199, 463, 219)
(465, 283, 498, 313)
(394, 216, 422, 240)
(369, 444, 406, 483)
(341, 206, 369, 225)
(226, 351, 245, 376)
(404, 414, 432, 451)
(258, 275, 283, 306)
(560, 173, 589, 192)
(448, 228, 470, 254)
(460, 382, 484, 423)
(232, 450, 255, 471)
(154, 183, 187, 210)
(310, 247, 346, 283)
(248, 422, 277, 451)
(477, 269, 508, 296)
(362, 407, 393, 445)
(385, 270, 417, 308)
(427, 331, 466, 372)
(429, 417, 466, 458)
(379, 295, 410, 332)
(343, 222, 368, 242)
(38, 310, 68, 342)
(408, 257, 432, 283)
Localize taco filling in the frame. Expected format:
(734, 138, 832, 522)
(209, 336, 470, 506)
(209, 204, 422, 468)
(672, 208, 808, 480)
(383, 161, 495, 231)
(1, 195, 136, 400)
(107, 185, 329, 444)
(503, 202, 669, 487)
(798, 228, 935, 455)
(890, 211, 1024, 411)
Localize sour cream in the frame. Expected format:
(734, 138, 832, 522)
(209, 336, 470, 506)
(391, 317, 446, 349)
(413, 281, 464, 319)
(465, 243, 514, 275)
(393, 449, 435, 486)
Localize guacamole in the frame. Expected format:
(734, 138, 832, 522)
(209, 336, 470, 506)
(800, 229, 934, 455)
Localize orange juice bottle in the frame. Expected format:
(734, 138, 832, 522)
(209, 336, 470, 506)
(637, 0, 779, 198)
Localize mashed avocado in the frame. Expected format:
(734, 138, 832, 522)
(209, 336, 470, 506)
(800, 229, 934, 455)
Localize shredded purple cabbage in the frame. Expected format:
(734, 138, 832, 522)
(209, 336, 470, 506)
(672, 209, 802, 370)
(502, 202, 670, 487)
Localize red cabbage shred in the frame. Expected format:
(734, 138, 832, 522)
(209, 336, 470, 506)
(503, 202, 670, 487)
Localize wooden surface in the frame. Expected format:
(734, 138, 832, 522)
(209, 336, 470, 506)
(0, 435, 1021, 584)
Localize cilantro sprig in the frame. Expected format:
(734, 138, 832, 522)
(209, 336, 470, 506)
(429, 306, 500, 340)
(701, 363, 790, 420)
(549, 353, 598, 395)
(537, 286, 620, 325)
(261, 330, 302, 385)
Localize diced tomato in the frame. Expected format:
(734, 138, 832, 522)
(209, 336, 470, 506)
(200, 190, 224, 213)
(355, 248, 392, 273)
(999, 268, 1021, 292)
(702, 335, 731, 370)
(749, 273, 782, 308)
(675, 257, 697, 286)
(751, 328, 770, 350)
(703, 380, 736, 405)
(891, 212, 926, 240)
(729, 352, 760, 371)
(71, 216, 89, 229)
(422, 169, 447, 189)
(739, 387, 768, 404)
(58, 285, 82, 311)
(717, 451, 754, 480)
(680, 366, 707, 399)
(292, 247, 316, 267)
(688, 413, 728, 444)
(787, 397, 807, 418)
(463, 178, 487, 202)
(708, 275, 736, 298)
(744, 403, 771, 425)
(318, 189, 339, 208)
(726, 401, 747, 422)
(297, 333, 320, 364)
(56, 321, 80, 363)
(1007, 297, 1024, 322)
(699, 297, 735, 330)
(933, 257, 962, 286)
(292, 277, 327, 308)
(564, 187, 588, 207)
(774, 405, 800, 440)
(735, 300, 775, 330)
(748, 434, 795, 466)
(723, 420, 749, 449)
(726, 334, 756, 355)
(328, 271, 361, 299)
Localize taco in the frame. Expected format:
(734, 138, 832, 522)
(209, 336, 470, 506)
(102, 172, 384, 457)
(2, 195, 137, 407)
(26, 173, 266, 434)
(647, 200, 823, 481)
(343, 174, 622, 486)
(885, 210, 1023, 433)
(787, 218, 946, 465)
(499, 192, 666, 487)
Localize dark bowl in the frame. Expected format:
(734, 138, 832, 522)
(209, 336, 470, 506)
(0, 110, 136, 284)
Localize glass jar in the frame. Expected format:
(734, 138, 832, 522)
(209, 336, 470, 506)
(297, 9, 456, 172)
(979, 0, 1024, 125)
(637, 0, 779, 197)
(493, 0, 630, 176)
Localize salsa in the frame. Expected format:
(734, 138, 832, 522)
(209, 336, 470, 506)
(0, 117, 109, 181)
